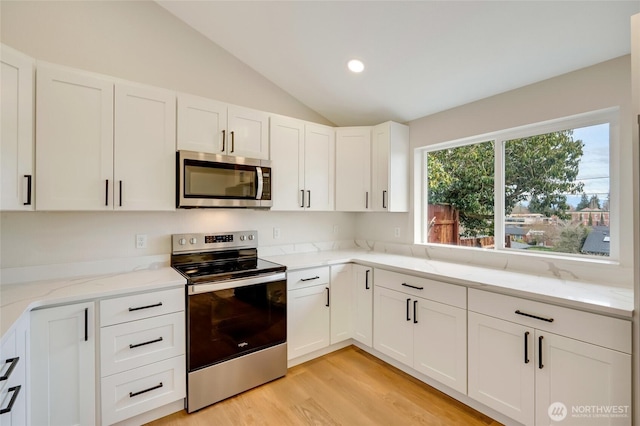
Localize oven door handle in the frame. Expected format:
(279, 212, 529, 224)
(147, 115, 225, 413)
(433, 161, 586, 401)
(188, 272, 286, 295)
(256, 166, 264, 200)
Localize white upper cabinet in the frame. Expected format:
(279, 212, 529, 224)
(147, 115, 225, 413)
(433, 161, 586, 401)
(270, 116, 334, 211)
(36, 64, 114, 211)
(177, 94, 269, 159)
(371, 121, 409, 212)
(1, 45, 34, 211)
(114, 83, 176, 211)
(335, 126, 371, 211)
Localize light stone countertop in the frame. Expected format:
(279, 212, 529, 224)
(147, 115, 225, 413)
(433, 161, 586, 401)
(1, 267, 186, 338)
(262, 250, 634, 319)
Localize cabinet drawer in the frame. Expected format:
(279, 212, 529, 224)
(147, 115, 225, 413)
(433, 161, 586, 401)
(101, 312, 185, 377)
(468, 288, 631, 354)
(101, 355, 186, 426)
(101, 287, 184, 326)
(374, 268, 466, 309)
(287, 267, 330, 290)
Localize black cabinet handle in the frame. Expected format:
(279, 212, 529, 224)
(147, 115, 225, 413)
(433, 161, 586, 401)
(0, 357, 19, 381)
(538, 335, 544, 369)
(23, 175, 32, 206)
(401, 283, 424, 290)
(307, 190, 311, 208)
(105, 179, 109, 206)
(524, 331, 530, 364)
(406, 298, 411, 321)
(0, 385, 21, 414)
(365, 191, 369, 209)
(365, 269, 370, 290)
(300, 276, 320, 282)
(515, 310, 554, 323)
(129, 382, 163, 398)
(382, 190, 387, 209)
(84, 308, 88, 342)
(300, 190, 305, 208)
(413, 300, 418, 324)
(129, 337, 163, 349)
(129, 302, 163, 312)
(119, 180, 123, 207)
(325, 287, 330, 307)
(221, 129, 226, 152)
(230, 131, 235, 153)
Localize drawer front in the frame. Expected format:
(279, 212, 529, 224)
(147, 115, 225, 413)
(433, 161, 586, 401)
(287, 266, 330, 290)
(101, 312, 186, 377)
(100, 287, 184, 326)
(101, 355, 186, 426)
(374, 268, 466, 309)
(468, 288, 631, 354)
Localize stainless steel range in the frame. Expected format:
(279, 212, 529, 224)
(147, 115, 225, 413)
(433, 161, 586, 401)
(171, 231, 287, 413)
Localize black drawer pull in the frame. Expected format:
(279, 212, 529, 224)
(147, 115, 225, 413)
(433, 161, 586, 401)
(0, 357, 19, 381)
(23, 175, 32, 206)
(401, 283, 424, 290)
(365, 269, 370, 290)
(515, 310, 554, 323)
(413, 300, 418, 324)
(325, 287, 330, 307)
(129, 382, 163, 398)
(84, 308, 88, 342)
(300, 276, 320, 282)
(524, 331, 530, 364)
(129, 337, 163, 349)
(538, 336, 544, 369)
(0, 385, 21, 414)
(406, 298, 411, 321)
(129, 302, 163, 312)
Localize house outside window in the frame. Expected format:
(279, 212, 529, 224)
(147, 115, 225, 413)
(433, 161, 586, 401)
(417, 108, 617, 260)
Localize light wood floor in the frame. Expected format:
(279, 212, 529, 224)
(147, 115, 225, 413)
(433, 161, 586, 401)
(147, 346, 502, 426)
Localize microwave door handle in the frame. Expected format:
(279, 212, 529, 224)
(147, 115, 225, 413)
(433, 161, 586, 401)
(256, 166, 264, 200)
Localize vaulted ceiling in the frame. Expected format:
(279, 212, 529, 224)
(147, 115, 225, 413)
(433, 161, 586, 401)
(158, 1, 640, 126)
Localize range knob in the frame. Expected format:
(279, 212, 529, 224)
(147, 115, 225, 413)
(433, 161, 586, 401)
(248, 234, 255, 241)
(179, 238, 186, 245)
(240, 235, 246, 241)
(189, 237, 197, 244)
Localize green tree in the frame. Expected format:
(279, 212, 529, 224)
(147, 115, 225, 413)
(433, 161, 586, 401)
(588, 194, 601, 209)
(576, 193, 590, 210)
(427, 131, 584, 236)
(554, 223, 589, 254)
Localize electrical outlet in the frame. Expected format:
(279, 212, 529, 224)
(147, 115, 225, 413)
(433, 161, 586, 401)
(273, 227, 281, 239)
(136, 234, 148, 249)
(394, 227, 401, 238)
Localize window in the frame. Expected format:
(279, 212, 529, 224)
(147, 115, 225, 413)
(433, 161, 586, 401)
(418, 109, 616, 259)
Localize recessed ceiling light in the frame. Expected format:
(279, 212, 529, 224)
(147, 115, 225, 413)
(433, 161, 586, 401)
(347, 59, 365, 73)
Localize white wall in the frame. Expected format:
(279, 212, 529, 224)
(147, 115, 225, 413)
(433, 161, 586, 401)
(357, 56, 635, 287)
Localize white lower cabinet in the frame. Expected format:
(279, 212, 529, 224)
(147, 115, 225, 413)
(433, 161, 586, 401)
(30, 302, 96, 426)
(373, 269, 467, 394)
(0, 317, 28, 426)
(468, 288, 631, 426)
(352, 265, 373, 347)
(100, 287, 186, 425)
(330, 264, 354, 344)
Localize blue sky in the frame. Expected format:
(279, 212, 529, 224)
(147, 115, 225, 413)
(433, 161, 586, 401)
(569, 123, 610, 208)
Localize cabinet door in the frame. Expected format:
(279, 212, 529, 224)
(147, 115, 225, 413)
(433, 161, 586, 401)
(352, 265, 373, 347)
(371, 122, 409, 212)
(330, 264, 353, 344)
(177, 94, 227, 154)
(227, 105, 269, 159)
(0, 318, 27, 426)
(287, 285, 330, 359)
(270, 116, 304, 210)
(468, 312, 534, 426)
(535, 331, 631, 426)
(36, 65, 114, 210)
(304, 124, 335, 211)
(1, 46, 34, 211)
(114, 83, 176, 211)
(413, 298, 467, 394)
(373, 286, 414, 366)
(31, 302, 96, 426)
(335, 127, 371, 211)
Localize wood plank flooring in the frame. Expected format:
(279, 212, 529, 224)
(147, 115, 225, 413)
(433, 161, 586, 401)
(147, 346, 503, 426)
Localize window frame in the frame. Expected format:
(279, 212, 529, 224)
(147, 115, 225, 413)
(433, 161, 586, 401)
(415, 107, 620, 262)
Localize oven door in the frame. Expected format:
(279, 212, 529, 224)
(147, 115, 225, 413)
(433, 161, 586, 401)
(177, 150, 272, 208)
(187, 272, 286, 372)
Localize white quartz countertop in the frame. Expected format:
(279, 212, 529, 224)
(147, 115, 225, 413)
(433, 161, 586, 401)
(262, 250, 634, 319)
(1, 267, 186, 338)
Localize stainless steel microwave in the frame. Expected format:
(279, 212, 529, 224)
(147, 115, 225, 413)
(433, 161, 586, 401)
(176, 150, 272, 208)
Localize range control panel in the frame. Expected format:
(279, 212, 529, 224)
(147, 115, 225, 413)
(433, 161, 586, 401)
(172, 231, 257, 253)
